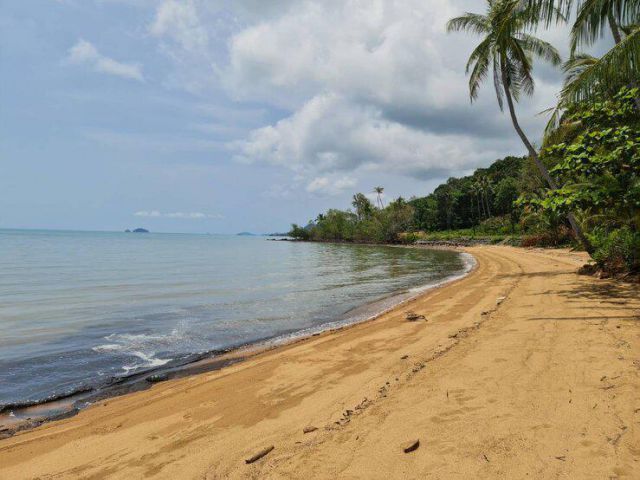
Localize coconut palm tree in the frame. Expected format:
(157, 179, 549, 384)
(565, 0, 640, 108)
(352, 193, 374, 221)
(543, 53, 599, 139)
(479, 176, 493, 218)
(374, 186, 385, 209)
(447, 0, 593, 253)
(563, 27, 639, 104)
(472, 181, 485, 220)
(528, 0, 640, 104)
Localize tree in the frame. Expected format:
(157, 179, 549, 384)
(543, 53, 600, 140)
(527, 0, 640, 106)
(352, 193, 375, 221)
(527, 88, 640, 227)
(374, 186, 385, 209)
(447, 0, 594, 253)
(521, 87, 640, 271)
(478, 176, 493, 218)
(566, 0, 640, 109)
(494, 177, 521, 230)
(288, 224, 310, 240)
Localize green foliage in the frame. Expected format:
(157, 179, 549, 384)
(520, 87, 640, 272)
(410, 156, 529, 233)
(296, 195, 414, 244)
(351, 193, 375, 221)
(522, 88, 640, 229)
(447, 0, 561, 110)
(591, 226, 640, 273)
(288, 223, 310, 240)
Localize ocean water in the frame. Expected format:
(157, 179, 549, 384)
(0, 229, 472, 409)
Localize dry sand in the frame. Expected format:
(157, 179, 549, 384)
(1, 246, 639, 479)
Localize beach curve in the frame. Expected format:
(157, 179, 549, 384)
(0, 245, 638, 479)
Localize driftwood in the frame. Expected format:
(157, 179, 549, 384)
(402, 439, 420, 453)
(245, 445, 274, 464)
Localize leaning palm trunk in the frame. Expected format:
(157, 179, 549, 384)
(501, 66, 594, 253)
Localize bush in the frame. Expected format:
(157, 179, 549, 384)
(476, 215, 513, 235)
(521, 226, 574, 247)
(398, 232, 422, 244)
(288, 224, 310, 240)
(590, 227, 640, 274)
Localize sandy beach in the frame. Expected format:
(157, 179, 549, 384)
(1, 245, 639, 479)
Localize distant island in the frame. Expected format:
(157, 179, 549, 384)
(236, 232, 256, 236)
(125, 228, 149, 233)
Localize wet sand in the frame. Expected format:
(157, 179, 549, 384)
(0, 246, 638, 479)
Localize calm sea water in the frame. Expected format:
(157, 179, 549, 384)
(0, 229, 471, 408)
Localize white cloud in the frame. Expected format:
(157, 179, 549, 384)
(218, 0, 559, 186)
(134, 210, 224, 219)
(67, 39, 144, 81)
(306, 175, 357, 196)
(233, 93, 511, 180)
(149, 0, 208, 52)
(139, 0, 586, 191)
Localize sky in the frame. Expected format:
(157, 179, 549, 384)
(0, 0, 610, 234)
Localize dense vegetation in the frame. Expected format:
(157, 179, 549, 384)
(290, 0, 639, 276)
(288, 154, 567, 244)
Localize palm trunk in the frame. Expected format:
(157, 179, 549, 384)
(608, 12, 640, 111)
(485, 191, 492, 217)
(607, 11, 623, 44)
(471, 195, 476, 224)
(500, 65, 594, 254)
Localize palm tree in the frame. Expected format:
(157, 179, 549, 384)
(543, 53, 599, 139)
(528, 0, 640, 104)
(352, 193, 374, 221)
(374, 186, 385, 209)
(566, 0, 640, 108)
(447, 0, 593, 253)
(480, 176, 493, 218)
(472, 180, 486, 219)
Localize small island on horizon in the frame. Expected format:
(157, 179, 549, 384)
(125, 228, 149, 233)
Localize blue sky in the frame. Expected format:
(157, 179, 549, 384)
(0, 0, 607, 234)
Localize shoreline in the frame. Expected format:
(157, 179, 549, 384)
(0, 246, 475, 438)
(2, 245, 637, 479)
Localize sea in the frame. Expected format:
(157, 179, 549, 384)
(0, 229, 473, 410)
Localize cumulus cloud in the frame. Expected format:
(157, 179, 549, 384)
(218, 0, 560, 184)
(145, 0, 572, 188)
(134, 210, 224, 219)
(67, 39, 144, 81)
(306, 175, 357, 196)
(233, 93, 512, 180)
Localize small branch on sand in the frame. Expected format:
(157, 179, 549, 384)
(245, 445, 274, 464)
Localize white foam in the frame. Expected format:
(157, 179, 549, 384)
(94, 331, 176, 373)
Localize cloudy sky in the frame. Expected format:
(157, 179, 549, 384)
(0, 0, 606, 233)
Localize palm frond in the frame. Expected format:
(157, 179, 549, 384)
(493, 56, 505, 110)
(518, 34, 562, 65)
(562, 27, 640, 102)
(467, 38, 493, 102)
(446, 13, 491, 34)
(525, 0, 573, 26)
(562, 53, 599, 86)
(570, 0, 615, 53)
